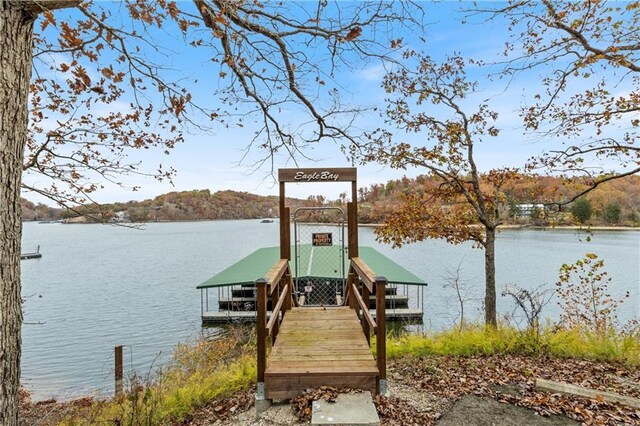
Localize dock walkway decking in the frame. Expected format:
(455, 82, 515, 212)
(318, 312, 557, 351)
(264, 306, 378, 399)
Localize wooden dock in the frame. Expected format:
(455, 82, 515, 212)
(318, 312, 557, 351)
(20, 253, 42, 260)
(198, 168, 428, 410)
(255, 251, 389, 402)
(265, 307, 378, 399)
(21, 251, 42, 260)
(21, 245, 42, 260)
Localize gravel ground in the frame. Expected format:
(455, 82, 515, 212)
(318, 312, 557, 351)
(199, 375, 596, 425)
(437, 395, 580, 426)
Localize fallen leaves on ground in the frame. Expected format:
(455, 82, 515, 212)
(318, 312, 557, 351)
(18, 388, 97, 426)
(391, 355, 640, 425)
(183, 389, 254, 425)
(373, 394, 436, 425)
(290, 386, 356, 421)
(21, 356, 639, 425)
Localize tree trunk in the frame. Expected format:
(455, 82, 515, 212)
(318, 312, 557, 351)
(484, 226, 497, 327)
(0, 3, 36, 424)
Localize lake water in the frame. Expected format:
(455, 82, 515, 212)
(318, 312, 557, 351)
(20, 220, 639, 401)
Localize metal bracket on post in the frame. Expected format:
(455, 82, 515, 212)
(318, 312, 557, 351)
(379, 379, 388, 397)
(256, 382, 266, 400)
(255, 382, 272, 418)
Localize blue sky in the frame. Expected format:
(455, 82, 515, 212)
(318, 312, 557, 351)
(22, 1, 629, 205)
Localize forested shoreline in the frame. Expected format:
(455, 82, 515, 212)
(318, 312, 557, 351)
(21, 173, 640, 227)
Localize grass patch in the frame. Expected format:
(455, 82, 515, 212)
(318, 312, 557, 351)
(61, 329, 256, 425)
(546, 328, 640, 365)
(387, 324, 640, 365)
(58, 322, 638, 425)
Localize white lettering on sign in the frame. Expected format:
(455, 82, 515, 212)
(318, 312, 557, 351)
(294, 171, 340, 182)
(312, 232, 333, 246)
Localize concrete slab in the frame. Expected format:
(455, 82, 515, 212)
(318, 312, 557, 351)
(311, 391, 380, 426)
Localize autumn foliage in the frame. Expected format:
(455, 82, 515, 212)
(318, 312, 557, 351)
(556, 253, 630, 333)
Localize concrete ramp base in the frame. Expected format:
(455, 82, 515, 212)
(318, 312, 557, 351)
(311, 391, 380, 426)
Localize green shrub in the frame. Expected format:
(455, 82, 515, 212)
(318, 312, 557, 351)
(61, 330, 256, 426)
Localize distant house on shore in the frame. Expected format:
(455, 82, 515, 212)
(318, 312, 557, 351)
(515, 203, 545, 218)
(112, 211, 129, 223)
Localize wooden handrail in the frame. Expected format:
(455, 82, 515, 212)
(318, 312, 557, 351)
(351, 257, 375, 292)
(267, 282, 289, 337)
(257, 259, 294, 388)
(351, 283, 376, 334)
(348, 258, 388, 394)
(266, 259, 289, 295)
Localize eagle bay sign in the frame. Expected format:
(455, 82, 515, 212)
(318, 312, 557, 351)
(278, 167, 357, 183)
(295, 171, 339, 182)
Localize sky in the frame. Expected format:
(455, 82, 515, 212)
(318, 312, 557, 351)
(21, 1, 632, 205)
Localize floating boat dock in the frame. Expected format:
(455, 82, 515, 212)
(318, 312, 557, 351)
(21, 246, 42, 260)
(197, 245, 426, 324)
(199, 167, 428, 406)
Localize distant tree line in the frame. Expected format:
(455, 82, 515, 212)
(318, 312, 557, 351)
(21, 173, 640, 227)
(355, 173, 640, 227)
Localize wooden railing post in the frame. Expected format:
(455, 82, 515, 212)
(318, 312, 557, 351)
(353, 282, 361, 319)
(375, 276, 387, 395)
(284, 273, 292, 311)
(114, 345, 123, 397)
(256, 278, 268, 396)
(271, 281, 280, 345)
(347, 272, 355, 308)
(362, 282, 371, 346)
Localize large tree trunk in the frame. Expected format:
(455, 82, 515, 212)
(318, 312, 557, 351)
(484, 226, 497, 327)
(0, 3, 36, 424)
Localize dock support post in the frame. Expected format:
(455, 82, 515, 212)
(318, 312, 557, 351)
(375, 276, 387, 396)
(271, 281, 280, 345)
(347, 202, 358, 258)
(362, 283, 370, 346)
(346, 272, 355, 308)
(115, 345, 123, 397)
(284, 274, 292, 311)
(255, 278, 271, 417)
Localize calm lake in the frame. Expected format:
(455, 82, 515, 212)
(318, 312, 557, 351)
(21, 220, 639, 401)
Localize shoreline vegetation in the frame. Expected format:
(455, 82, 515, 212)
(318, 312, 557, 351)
(21, 173, 640, 228)
(26, 217, 640, 232)
(20, 324, 640, 425)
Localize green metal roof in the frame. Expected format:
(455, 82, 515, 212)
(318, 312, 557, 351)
(197, 245, 426, 289)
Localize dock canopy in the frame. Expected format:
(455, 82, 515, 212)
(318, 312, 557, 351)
(196, 245, 426, 289)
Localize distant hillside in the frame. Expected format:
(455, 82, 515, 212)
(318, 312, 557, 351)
(20, 199, 63, 221)
(57, 190, 286, 222)
(21, 189, 308, 222)
(21, 173, 640, 226)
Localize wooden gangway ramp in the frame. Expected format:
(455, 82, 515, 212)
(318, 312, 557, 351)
(255, 254, 388, 405)
(265, 307, 378, 399)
